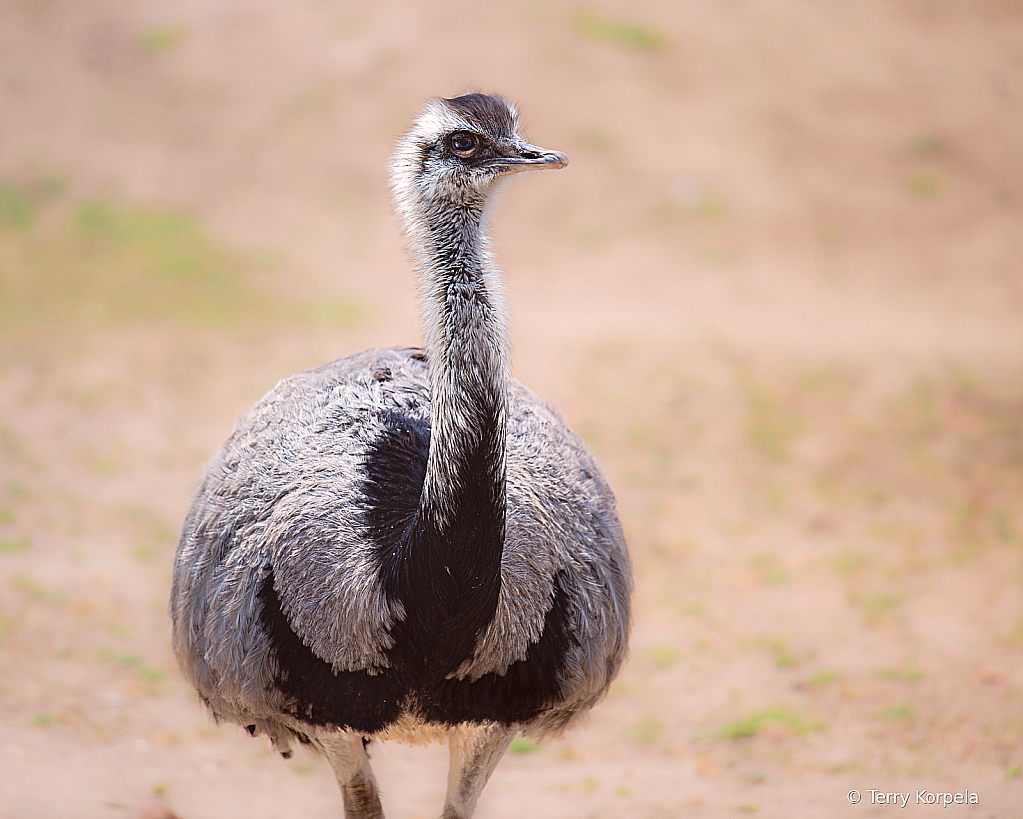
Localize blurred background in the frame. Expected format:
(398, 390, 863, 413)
(1, 1, 1021, 817)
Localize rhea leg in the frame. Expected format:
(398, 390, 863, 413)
(319, 733, 385, 819)
(442, 723, 516, 819)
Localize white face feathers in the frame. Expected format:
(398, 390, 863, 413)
(391, 93, 568, 219)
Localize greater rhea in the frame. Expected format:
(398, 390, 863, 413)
(171, 92, 632, 819)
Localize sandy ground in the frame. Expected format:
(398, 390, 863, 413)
(1, 0, 1022, 817)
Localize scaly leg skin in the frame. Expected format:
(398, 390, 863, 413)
(442, 723, 517, 819)
(320, 733, 385, 819)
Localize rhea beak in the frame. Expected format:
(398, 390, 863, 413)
(491, 142, 569, 176)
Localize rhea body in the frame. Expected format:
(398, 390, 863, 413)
(170, 93, 631, 819)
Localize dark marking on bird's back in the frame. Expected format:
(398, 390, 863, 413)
(363, 401, 506, 678)
(257, 557, 576, 732)
(256, 569, 404, 734)
(416, 570, 577, 725)
(443, 94, 515, 137)
(362, 410, 430, 566)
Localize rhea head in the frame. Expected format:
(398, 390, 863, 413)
(392, 93, 569, 213)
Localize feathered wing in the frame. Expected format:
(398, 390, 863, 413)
(458, 379, 632, 731)
(171, 349, 426, 724)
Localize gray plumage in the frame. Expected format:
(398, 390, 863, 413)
(171, 93, 631, 819)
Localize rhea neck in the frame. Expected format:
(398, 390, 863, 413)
(411, 185, 508, 551)
(393, 181, 508, 673)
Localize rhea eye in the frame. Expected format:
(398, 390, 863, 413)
(449, 132, 480, 158)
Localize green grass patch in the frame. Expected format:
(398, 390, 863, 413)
(139, 25, 186, 54)
(710, 706, 827, 740)
(509, 736, 543, 754)
(741, 378, 803, 461)
(573, 7, 667, 51)
(750, 552, 791, 586)
(876, 701, 917, 722)
(905, 172, 943, 199)
(830, 551, 870, 577)
(0, 176, 63, 230)
(107, 621, 131, 639)
(853, 590, 903, 623)
(5, 481, 29, 499)
(0, 614, 15, 646)
(691, 189, 729, 220)
(699, 243, 738, 267)
(805, 669, 838, 687)
(627, 717, 664, 744)
(577, 125, 615, 151)
(130, 544, 160, 563)
(0, 181, 38, 230)
(0, 535, 30, 554)
(573, 775, 598, 795)
(875, 664, 924, 684)
(119, 655, 164, 681)
(678, 599, 705, 616)
(123, 505, 176, 563)
(0, 178, 364, 346)
(648, 643, 680, 670)
(1000, 619, 1023, 647)
(909, 132, 945, 157)
(96, 646, 165, 681)
(10, 574, 48, 602)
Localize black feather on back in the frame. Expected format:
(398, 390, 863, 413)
(257, 572, 404, 734)
(258, 562, 576, 731)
